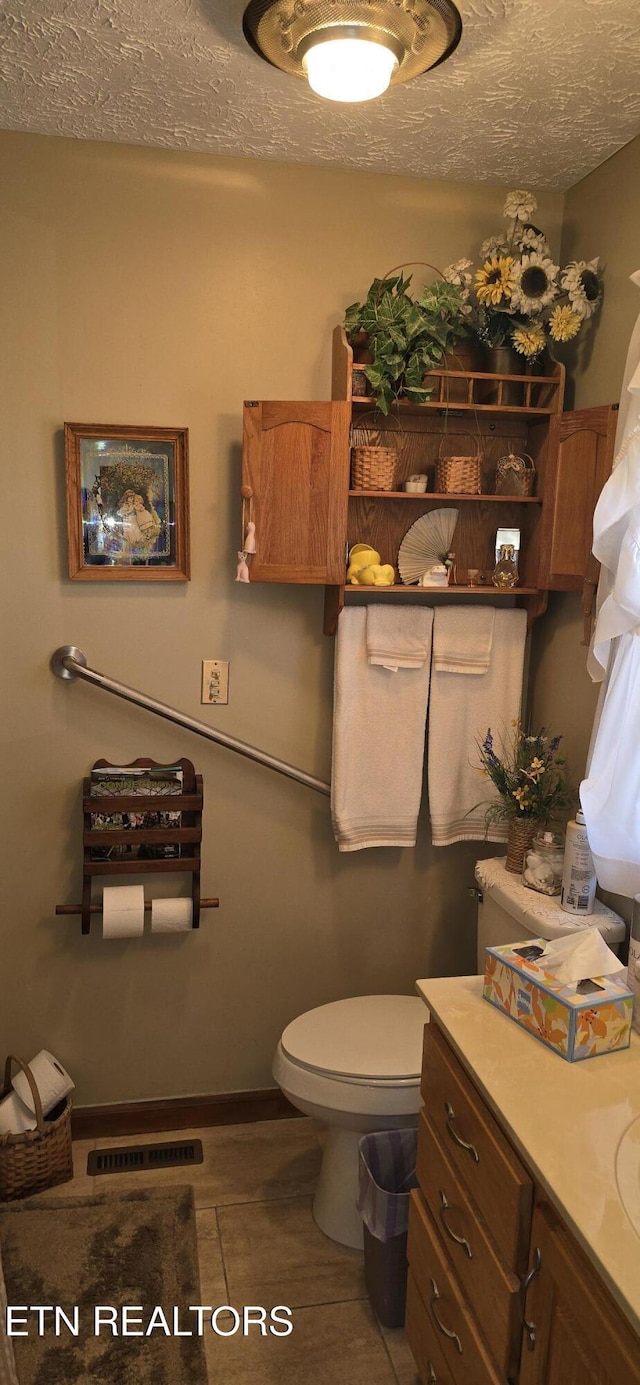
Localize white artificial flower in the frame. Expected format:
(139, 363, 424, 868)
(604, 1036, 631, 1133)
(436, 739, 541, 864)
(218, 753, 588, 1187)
(561, 258, 602, 319)
(510, 251, 559, 314)
(442, 258, 473, 299)
(515, 226, 550, 256)
(503, 189, 538, 223)
(481, 233, 509, 260)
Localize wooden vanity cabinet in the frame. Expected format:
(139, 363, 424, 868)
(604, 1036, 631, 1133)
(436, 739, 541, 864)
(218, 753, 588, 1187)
(518, 1202, 640, 1385)
(408, 1019, 640, 1385)
(241, 334, 616, 632)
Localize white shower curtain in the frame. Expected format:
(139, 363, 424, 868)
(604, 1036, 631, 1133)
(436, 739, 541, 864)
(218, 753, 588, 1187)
(580, 269, 640, 896)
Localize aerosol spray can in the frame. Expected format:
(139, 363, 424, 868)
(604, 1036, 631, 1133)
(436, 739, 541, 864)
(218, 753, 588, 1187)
(560, 810, 597, 916)
(630, 896, 640, 1034)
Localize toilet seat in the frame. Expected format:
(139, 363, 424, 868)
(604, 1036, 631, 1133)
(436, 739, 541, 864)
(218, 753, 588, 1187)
(280, 995, 425, 1083)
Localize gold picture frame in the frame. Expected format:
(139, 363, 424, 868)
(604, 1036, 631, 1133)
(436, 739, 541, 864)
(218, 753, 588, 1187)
(64, 422, 190, 581)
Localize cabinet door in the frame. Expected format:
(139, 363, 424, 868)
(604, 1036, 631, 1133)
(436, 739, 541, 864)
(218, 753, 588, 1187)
(538, 404, 617, 591)
(242, 401, 351, 583)
(519, 1203, 640, 1385)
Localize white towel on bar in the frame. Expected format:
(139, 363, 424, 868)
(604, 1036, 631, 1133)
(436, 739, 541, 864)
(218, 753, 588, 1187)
(432, 606, 495, 675)
(428, 607, 527, 846)
(366, 605, 434, 670)
(331, 607, 433, 851)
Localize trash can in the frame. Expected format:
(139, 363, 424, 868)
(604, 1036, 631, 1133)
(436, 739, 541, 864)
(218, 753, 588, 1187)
(357, 1128, 419, 1328)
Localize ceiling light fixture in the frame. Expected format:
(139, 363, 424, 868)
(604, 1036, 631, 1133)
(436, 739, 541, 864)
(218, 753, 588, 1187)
(242, 1, 463, 104)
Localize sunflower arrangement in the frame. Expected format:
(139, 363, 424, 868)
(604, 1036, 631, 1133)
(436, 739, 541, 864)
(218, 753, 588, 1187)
(443, 190, 603, 362)
(475, 723, 574, 830)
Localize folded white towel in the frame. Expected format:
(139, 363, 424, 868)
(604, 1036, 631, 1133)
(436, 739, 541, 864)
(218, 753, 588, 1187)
(428, 607, 527, 846)
(432, 606, 495, 675)
(331, 607, 433, 851)
(366, 606, 435, 670)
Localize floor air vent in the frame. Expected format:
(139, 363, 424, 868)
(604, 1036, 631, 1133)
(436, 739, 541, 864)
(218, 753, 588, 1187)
(88, 1139, 204, 1176)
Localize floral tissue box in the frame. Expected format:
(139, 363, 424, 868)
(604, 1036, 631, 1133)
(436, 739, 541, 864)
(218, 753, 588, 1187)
(483, 940, 633, 1062)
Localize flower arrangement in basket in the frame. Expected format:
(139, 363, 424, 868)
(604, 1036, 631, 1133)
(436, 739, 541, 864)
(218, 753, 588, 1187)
(443, 189, 603, 363)
(475, 723, 575, 872)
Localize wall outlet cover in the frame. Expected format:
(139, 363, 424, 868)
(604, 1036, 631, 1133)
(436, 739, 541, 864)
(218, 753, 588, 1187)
(202, 660, 229, 705)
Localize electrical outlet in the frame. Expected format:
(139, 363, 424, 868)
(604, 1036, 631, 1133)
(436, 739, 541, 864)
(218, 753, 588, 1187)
(201, 660, 229, 705)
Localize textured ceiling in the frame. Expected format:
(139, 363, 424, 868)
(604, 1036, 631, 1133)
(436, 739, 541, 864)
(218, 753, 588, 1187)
(1, 0, 639, 189)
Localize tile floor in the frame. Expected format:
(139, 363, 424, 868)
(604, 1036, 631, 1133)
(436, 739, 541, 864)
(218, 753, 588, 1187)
(33, 1119, 419, 1384)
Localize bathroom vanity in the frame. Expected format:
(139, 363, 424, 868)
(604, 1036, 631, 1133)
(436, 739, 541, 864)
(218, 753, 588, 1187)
(409, 975, 640, 1384)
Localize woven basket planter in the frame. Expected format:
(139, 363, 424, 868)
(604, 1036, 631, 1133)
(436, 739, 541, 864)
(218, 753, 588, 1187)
(436, 433, 483, 495)
(0, 1055, 73, 1201)
(505, 818, 540, 875)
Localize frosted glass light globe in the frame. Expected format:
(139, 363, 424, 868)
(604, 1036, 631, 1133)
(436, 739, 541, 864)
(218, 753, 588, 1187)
(302, 36, 398, 103)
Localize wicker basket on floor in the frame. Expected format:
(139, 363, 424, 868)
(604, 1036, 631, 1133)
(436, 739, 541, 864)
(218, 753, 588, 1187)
(350, 412, 401, 492)
(0, 1055, 73, 1201)
(436, 433, 483, 495)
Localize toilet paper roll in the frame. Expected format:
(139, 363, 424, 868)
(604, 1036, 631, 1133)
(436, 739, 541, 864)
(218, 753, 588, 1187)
(0, 1091, 37, 1135)
(12, 1050, 75, 1118)
(151, 897, 193, 934)
(102, 884, 145, 940)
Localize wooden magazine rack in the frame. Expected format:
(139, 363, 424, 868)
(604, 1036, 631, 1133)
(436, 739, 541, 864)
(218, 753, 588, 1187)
(56, 757, 219, 934)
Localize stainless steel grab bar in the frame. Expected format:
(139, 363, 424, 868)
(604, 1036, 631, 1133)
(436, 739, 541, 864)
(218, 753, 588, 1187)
(50, 647, 331, 798)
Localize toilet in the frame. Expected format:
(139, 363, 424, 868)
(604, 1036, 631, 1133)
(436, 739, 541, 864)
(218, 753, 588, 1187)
(274, 858, 626, 1250)
(273, 995, 425, 1248)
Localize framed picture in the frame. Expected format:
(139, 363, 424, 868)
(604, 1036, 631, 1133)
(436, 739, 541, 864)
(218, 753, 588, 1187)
(64, 423, 190, 580)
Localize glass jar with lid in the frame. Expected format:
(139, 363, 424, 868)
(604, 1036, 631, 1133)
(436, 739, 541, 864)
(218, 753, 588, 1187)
(522, 831, 565, 896)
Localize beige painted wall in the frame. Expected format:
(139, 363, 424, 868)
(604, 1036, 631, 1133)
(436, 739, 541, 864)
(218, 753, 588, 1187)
(0, 132, 564, 1105)
(530, 134, 640, 789)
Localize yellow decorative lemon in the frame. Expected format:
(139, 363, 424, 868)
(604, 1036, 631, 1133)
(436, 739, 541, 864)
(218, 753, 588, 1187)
(357, 565, 378, 586)
(374, 564, 396, 586)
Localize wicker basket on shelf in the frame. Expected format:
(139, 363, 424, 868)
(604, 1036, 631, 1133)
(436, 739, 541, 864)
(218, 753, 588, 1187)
(494, 451, 536, 497)
(435, 433, 483, 495)
(0, 1055, 73, 1201)
(350, 412, 401, 492)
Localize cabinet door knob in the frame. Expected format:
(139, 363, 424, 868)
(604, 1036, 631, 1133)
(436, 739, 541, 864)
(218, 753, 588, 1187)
(438, 1189, 472, 1258)
(444, 1101, 480, 1163)
(520, 1247, 542, 1351)
(429, 1278, 463, 1355)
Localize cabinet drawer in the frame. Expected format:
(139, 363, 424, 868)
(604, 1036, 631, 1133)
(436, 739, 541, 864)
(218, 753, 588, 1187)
(407, 1190, 506, 1385)
(406, 1271, 456, 1385)
(422, 1022, 532, 1273)
(416, 1109, 521, 1380)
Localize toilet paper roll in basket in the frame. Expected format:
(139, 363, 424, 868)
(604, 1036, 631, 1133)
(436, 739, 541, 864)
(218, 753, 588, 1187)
(0, 1090, 37, 1135)
(11, 1050, 75, 1119)
(102, 884, 145, 940)
(151, 898, 193, 934)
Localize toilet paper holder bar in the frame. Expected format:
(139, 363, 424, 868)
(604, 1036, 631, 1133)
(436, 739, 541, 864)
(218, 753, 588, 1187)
(57, 755, 212, 934)
(55, 898, 220, 918)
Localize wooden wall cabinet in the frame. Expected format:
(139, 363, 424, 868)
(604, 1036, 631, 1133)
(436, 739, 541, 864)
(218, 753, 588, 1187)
(241, 331, 617, 633)
(407, 1019, 640, 1385)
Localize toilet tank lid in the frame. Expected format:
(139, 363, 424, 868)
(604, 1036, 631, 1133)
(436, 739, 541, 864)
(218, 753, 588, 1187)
(280, 996, 426, 1080)
(474, 857, 625, 944)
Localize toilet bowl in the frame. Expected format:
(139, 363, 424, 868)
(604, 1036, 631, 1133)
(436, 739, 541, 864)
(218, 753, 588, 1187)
(272, 994, 426, 1249)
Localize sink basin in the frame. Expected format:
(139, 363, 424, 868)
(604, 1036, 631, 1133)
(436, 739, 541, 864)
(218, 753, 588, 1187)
(616, 1114, 640, 1239)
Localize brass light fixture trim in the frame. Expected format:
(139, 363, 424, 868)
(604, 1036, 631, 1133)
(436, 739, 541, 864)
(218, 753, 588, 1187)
(242, 0, 463, 88)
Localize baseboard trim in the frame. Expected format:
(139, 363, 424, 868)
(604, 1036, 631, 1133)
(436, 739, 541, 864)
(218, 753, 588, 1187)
(71, 1087, 301, 1141)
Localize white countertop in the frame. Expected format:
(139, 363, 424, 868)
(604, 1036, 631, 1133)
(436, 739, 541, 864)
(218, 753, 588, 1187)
(415, 975, 640, 1334)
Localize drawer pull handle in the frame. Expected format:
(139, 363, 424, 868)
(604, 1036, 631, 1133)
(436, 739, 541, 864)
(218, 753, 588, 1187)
(427, 1366, 438, 1383)
(429, 1278, 463, 1355)
(444, 1102, 480, 1163)
(438, 1189, 472, 1258)
(520, 1247, 542, 1351)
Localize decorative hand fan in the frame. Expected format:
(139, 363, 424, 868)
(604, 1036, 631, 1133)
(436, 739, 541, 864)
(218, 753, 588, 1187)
(397, 508, 459, 585)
